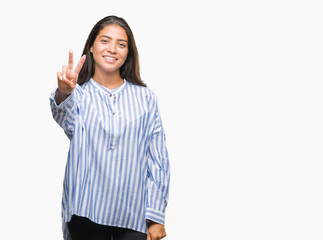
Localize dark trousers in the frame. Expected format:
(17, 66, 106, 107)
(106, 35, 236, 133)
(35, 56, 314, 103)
(68, 215, 147, 240)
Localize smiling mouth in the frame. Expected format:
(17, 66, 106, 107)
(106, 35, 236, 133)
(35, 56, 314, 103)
(104, 56, 117, 61)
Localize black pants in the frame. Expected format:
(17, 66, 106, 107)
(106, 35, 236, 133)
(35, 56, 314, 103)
(68, 215, 147, 240)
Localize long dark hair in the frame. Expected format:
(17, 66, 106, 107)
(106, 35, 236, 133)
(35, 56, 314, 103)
(78, 15, 146, 87)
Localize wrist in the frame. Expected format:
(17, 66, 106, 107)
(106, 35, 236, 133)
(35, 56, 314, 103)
(57, 89, 72, 97)
(55, 89, 72, 105)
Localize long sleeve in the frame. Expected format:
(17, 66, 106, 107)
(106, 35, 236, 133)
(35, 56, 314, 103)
(145, 93, 170, 225)
(49, 84, 83, 139)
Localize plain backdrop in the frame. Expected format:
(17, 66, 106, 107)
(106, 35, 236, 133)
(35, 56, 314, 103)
(0, 0, 322, 239)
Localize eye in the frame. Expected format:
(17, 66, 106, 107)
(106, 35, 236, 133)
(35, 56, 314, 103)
(101, 39, 108, 44)
(119, 43, 127, 48)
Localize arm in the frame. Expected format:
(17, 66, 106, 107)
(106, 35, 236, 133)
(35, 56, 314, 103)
(49, 50, 86, 138)
(50, 84, 82, 139)
(145, 93, 170, 240)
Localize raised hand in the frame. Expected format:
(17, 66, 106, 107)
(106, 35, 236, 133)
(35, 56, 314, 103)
(55, 50, 86, 104)
(57, 50, 86, 94)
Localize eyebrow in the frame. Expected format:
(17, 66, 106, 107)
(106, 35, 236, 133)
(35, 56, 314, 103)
(99, 35, 128, 43)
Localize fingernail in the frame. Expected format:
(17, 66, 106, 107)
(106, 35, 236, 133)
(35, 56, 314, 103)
(63, 75, 66, 79)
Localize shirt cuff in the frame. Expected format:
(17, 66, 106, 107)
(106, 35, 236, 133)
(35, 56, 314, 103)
(49, 86, 78, 109)
(145, 208, 165, 225)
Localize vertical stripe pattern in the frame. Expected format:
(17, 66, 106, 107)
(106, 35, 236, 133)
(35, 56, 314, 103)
(49, 79, 170, 239)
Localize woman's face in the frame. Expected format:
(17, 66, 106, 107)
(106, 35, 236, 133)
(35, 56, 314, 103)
(90, 24, 128, 75)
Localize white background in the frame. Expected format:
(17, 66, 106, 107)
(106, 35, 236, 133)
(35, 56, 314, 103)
(0, 0, 322, 239)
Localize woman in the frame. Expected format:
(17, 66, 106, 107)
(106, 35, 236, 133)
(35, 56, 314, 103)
(50, 15, 170, 240)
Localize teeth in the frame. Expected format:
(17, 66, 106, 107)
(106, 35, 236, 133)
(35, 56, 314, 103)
(104, 56, 116, 60)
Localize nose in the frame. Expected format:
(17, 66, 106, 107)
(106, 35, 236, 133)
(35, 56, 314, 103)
(107, 42, 117, 54)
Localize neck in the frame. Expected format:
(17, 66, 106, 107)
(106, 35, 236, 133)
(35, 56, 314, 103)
(92, 70, 124, 90)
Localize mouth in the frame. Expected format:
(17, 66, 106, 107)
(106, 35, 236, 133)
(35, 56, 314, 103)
(103, 55, 118, 62)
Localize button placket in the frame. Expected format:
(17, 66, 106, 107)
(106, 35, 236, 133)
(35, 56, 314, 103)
(107, 92, 118, 150)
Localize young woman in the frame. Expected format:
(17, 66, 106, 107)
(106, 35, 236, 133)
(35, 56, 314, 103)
(50, 16, 170, 240)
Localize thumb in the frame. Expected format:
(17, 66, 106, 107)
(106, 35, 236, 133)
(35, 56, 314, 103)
(146, 232, 152, 240)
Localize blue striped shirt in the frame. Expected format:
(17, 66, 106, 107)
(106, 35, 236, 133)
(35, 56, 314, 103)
(49, 79, 170, 239)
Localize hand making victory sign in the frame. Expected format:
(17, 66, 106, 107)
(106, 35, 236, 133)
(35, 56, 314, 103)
(55, 50, 86, 105)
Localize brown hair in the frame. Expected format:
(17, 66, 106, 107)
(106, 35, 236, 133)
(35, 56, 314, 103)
(77, 15, 146, 87)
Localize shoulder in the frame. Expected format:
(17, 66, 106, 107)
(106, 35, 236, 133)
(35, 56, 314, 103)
(80, 80, 91, 91)
(75, 81, 89, 92)
(70, 81, 92, 105)
(76, 80, 93, 96)
(126, 81, 157, 102)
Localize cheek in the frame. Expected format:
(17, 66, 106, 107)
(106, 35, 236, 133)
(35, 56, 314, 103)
(92, 41, 105, 52)
(122, 50, 128, 60)
(92, 50, 100, 62)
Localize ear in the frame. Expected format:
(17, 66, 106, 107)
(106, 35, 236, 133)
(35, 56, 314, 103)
(90, 46, 93, 53)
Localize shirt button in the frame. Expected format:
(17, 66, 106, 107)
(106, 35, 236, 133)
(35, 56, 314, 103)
(113, 112, 115, 115)
(110, 94, 112, 97)
(112, 136, 115, 139)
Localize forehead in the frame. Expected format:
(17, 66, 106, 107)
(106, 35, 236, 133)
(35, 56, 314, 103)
(97, 24, 128, 41)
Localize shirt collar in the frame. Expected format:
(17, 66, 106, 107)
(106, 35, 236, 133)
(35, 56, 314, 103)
(89, 78, 128, 95)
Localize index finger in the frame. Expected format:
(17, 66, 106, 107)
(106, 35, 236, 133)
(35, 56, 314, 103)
(74, 55, 86, 75)
(68, 50, 74, 70)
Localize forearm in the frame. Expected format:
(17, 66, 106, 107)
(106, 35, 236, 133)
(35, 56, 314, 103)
(50, 85, 83, 138)
(55, 89, 72, 105)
